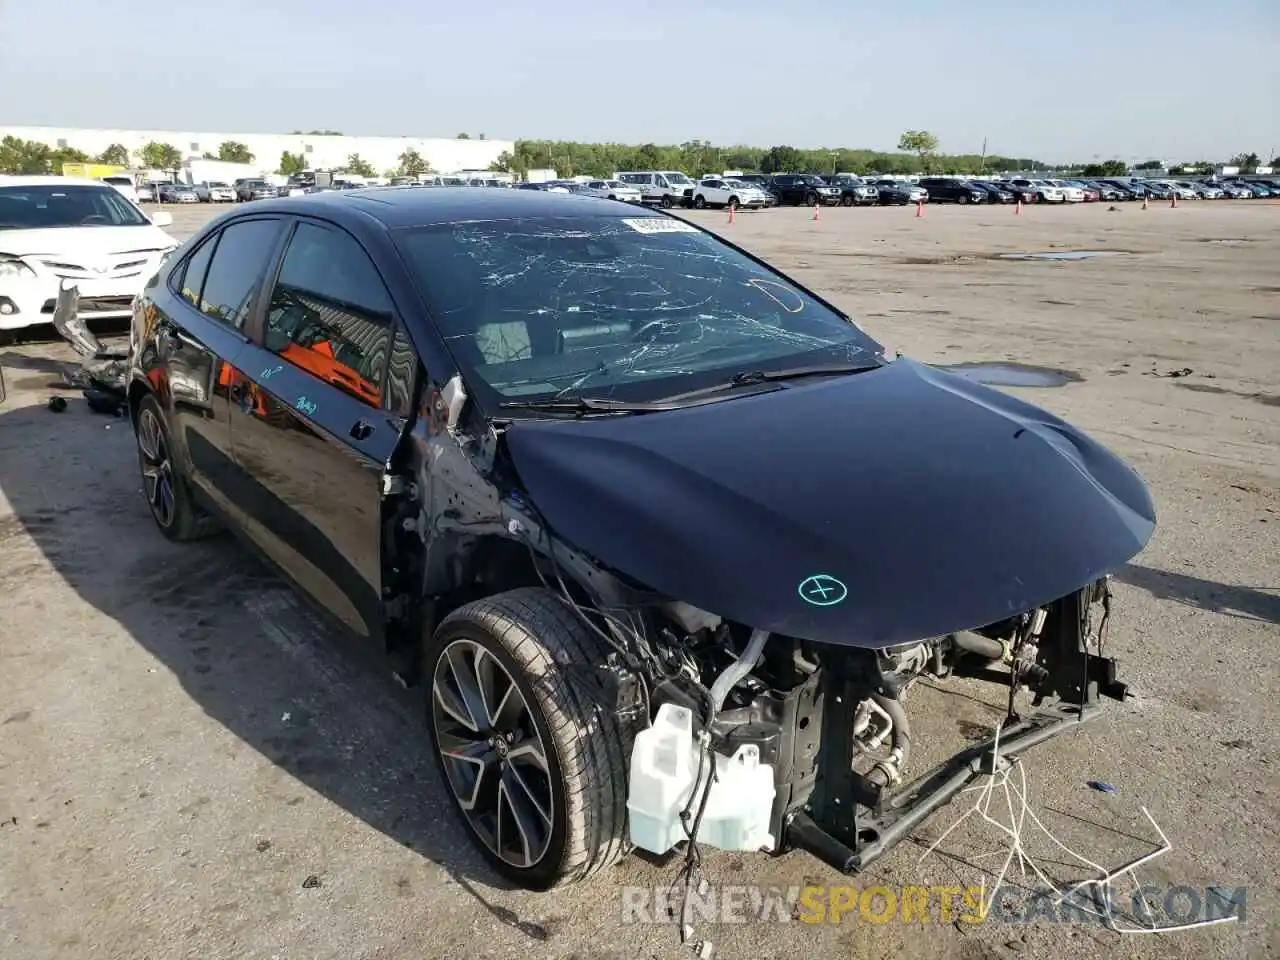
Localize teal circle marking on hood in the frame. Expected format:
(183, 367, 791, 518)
(799, 574, 848, 607)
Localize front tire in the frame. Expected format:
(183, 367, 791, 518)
(426, 588, 633, 890)
(134, 393, 221, 541)
(693, 194, 706, 209)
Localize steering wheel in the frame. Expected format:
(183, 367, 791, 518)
(80, 214, 108, 224)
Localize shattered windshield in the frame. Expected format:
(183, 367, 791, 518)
(394, 214, 881, 405)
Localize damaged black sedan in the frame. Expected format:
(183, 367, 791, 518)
(126, 188, 1155, 891)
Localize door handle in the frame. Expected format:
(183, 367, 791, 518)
(349, 419, 374, 441)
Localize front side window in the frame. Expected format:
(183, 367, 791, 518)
(262, 221, 395, 407)
(394, 215, 882, 409)
(197, 219, 282, 328)
(0, 185, 148, 229)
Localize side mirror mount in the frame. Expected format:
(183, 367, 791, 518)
(150, 211, 174, 228)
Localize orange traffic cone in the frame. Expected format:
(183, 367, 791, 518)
(728, 204, 735, 225)
(1015, 199, 1021, 216)
(1142, 195, 1149, 210)
(812, 202, 820, 221)
(1170, 194, 1177, 208)
(915, 199, 924, 218)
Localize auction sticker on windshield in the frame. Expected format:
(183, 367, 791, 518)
(621, 218, 699, 234)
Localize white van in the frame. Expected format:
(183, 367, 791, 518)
(614, 170, 695, 207)
(98, 174, 140, 205)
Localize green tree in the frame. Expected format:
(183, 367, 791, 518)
(50, 146, 90, 170)
(1081, 160, 1128, 178)
(138, 141, 183, 170)
(397, 148, 429, 177)
(0, 137, 90, 174)
(345, 154, 376, 177)
(1134, 160, 1163, 170)
(0, 137, 51, 174)
(455, 132, 471, 139)
(218, 140, 254, 163)
(490, 150, 525, 176)
(897, 130, 939, 172)
(759, 145, 803, 174)
(278, 151, 306, 176)
(96, 143, 130, 166)
(1229, 152, 1260, 171)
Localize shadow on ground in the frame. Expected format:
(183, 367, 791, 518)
(1115, 563, 1280, 625)
(0, 387, 551, 934)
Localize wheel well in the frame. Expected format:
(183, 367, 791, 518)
(127, 379, 151, 425)
(394, 533, 602, 687)
(461, 535, 545, 599)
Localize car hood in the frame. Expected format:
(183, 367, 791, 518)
(504, 357, 1155, 649)
(0, 225, 175, 257)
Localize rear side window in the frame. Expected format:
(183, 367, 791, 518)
(197, 219, 282, 328)
(262, 221, 395, 408)
(177, 235, 216, 310)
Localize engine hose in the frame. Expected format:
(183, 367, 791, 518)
(707, 628, 769, 717)
(865, 692, 911, 787)
(952, 630, 1006, 662)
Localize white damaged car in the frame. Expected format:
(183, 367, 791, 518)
(0, 176, 176, 342)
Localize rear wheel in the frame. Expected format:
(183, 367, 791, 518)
(426, 587, 633, 890)
(134, 393, 222, 541)
(693, 194, 706, 209)
(659, 195, 673, 209)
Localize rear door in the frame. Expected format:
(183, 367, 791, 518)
(159, 216, 285, 517)
(226, 217, 413, 641)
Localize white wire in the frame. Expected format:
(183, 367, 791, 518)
(916, 721, 1240, 935)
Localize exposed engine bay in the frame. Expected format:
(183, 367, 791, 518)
(604, 576, 1125, 874)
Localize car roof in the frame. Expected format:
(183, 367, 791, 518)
(246, 186, 652, 229)
(0, 175, 112, 189)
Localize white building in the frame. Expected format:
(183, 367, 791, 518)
(0, 125, 512, 176)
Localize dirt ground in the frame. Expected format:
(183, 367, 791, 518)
(1, 200, 1277, 960)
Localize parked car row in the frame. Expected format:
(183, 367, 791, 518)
(145, 168, 1279, 216)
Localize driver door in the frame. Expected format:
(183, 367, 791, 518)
(226, 217, 417, 642)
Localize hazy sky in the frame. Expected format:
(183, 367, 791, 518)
(3, 0, 1276, 161)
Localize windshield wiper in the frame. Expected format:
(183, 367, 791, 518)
(496, 395, 664, 415)
(651, 360, 882, 402)
(725, 361, 882, 386)
(498, 361, 883, 416)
